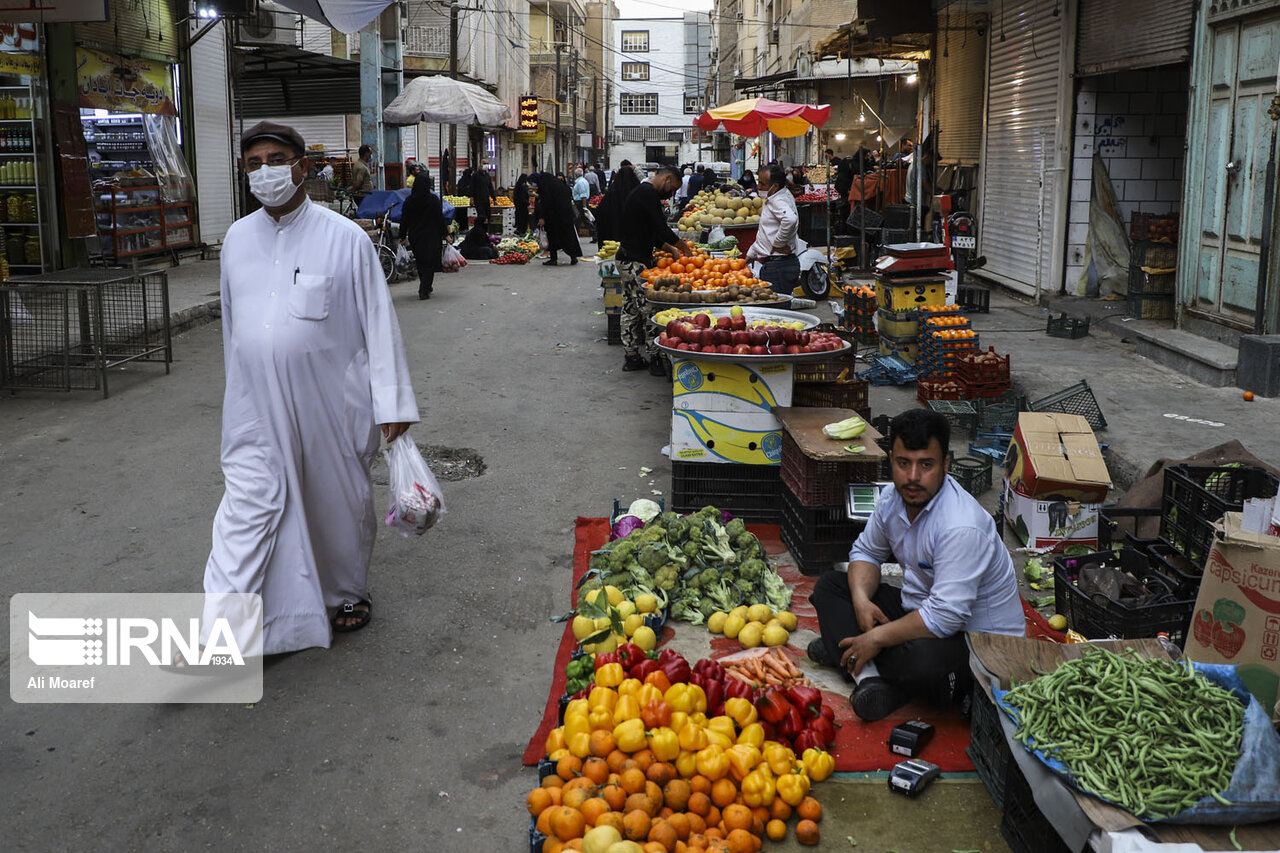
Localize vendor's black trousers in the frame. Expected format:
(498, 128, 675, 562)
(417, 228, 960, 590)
(809, 570, 970, 708)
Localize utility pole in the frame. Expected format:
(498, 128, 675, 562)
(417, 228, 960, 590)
(570, 49, 579, 168)
(554, 43, 565, 173)
(449, 0, 459, 185)
(591, 71, 599, 165)
(604, 80, 611, 167)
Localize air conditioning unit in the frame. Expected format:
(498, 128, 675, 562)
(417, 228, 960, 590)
(238, 1, 297, 46)
(768, 29, 779, 45)
(608, 131, 622, 145)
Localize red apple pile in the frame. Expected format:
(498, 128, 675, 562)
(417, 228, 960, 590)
(656, 312, 845, 356)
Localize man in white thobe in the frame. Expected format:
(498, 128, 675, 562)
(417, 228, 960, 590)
(205, 121, 418, 654)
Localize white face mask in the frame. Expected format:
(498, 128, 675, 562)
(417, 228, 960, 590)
(248, 163, 301, 207)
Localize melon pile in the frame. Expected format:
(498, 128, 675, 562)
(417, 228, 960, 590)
(679, 192, 764, 232)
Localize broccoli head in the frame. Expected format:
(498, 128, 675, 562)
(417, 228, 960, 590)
(698, 597, 719, 618)
(665, 517, 690, 543)
(739, 558, 767, 581)
(659, 511, 679, 528)
(611, 539, 637, 563)
(655, 563, 680, 591)
(682, 539, 701, 560)
(696, 568, 719, 589)
(636, 542, 670, 572)
(637, 524, 668, 545)
(732, 531, 757, 553)
(725, 518, 747, 540)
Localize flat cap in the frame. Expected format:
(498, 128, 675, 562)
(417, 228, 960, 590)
(241, 120, 306, 155)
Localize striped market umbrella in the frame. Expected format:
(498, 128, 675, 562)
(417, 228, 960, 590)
(693, 97, 831, 139)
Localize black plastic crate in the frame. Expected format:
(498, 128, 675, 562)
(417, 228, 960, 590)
(1127, 291, 1174, 320)
(1097, 505, 1162, 549)
(671, 461, 781, 523)
(1145, 538, 1204, 599)
(967, 685, 1010, 809)
(1053, 549, 1195, 644)
(926, 398, 978, 436)
(1160, 464, 1279, 565)
(606, 312, 621, 345)
(950, 456, 992, 496)
(779, 485, 864, 575)
(1000, 754, 1072, 853)
(529, 815, 547, 853)
(1045, 313, 1090, 339)
(791, 378, 870, 417)
(957, 283, 991, 313)
(1029, 379, 1107, 431)
(973, 401, 1019, 438)
(1130, 240, 1179, 271)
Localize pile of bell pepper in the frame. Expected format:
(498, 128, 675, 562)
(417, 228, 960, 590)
(574, 645, 836, 754)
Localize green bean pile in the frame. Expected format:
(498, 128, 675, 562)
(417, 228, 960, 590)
(1004, 646, 1244, 820)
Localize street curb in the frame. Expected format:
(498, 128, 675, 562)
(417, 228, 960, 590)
(170, 298, 221, 336)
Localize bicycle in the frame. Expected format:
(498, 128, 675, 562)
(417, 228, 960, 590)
(371, 210, 416, 284)
(334, 188, 360, 220)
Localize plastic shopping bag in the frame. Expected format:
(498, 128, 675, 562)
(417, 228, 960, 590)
(441, 243, 466, 272)
(384, 433, 446, 536)
(535, 226, 550, 251)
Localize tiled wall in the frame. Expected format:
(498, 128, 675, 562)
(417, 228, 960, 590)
(1066, 66, 1188, 293)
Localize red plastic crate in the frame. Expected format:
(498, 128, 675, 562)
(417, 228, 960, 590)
(917, 379, 966, 403)
(956, 347, 1011, 384)
(962, 379, 1012, 400)
(780, 431, 879, 506)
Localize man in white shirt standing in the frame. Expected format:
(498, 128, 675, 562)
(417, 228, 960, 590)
(808, 408, 1024, 721)
(572, 167, 593, 239)
(205, 121, 419, 654)
(745, 163, 801, 295)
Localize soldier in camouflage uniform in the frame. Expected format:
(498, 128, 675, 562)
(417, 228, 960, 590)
(618, 259, 654, 364)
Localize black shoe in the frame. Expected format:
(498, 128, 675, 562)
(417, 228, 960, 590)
(806, 638, 835, 667)
(543, 259, 557, 266)
(622, 354, 649, 372)
(418, 291, 432, 300)
(648, 356, 668, 377)
(570, 257, 579, 265)
(850, 677, 907, 722)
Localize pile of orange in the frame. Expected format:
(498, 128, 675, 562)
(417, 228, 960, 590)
(642, 253, 757, 291)
(926, 328, 978, 341)
(528, 749, 826, 852)
(924, 315, 969, 328)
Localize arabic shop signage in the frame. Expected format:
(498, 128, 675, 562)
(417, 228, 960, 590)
(0, 22, 40, 76)
(519, 95, 539, 130)
(76, 48, 176, 115)
(514, 123, 546, 144)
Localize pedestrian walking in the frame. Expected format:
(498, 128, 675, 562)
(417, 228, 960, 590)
(532, 172, 582, 266)
(572, 167, 593, 240)
(348, 144, 375, 203)
(616, 165, 691, 374)
(205, 121, 419, 654)
(471, 160, 496, 228)
(595, 163, 639, 246)
(400, 166, 446, 300)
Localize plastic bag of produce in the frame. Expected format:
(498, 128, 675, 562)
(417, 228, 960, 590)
(707, 225, 726, 245)
(384, 433, 446, 537)
(534, 226, 550, 252)
(441, 243, 465, 272)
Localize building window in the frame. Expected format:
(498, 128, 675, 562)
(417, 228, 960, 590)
(621, 62, 650, 81)
(619, 93, 659, 115)
(621, 30, 649, 52)
(683, 96, 705, 114)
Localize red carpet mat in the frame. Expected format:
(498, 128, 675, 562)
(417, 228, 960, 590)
(523, 517, 974, 772)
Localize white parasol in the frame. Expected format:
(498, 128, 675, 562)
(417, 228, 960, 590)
(381, 75, 511, 128)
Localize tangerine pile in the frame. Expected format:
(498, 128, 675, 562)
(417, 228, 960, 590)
(529, 749, 826, 853)
(641, 253, 758, 291)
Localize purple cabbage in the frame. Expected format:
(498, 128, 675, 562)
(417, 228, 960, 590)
(610, 515, 646, 541)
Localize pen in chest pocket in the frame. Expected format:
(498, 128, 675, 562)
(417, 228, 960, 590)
(294, 267, 300, 284)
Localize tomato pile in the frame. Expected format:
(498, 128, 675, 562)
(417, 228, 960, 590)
(792, 189, 838, 203)
(492, 251, 529, 265)
(658, 313, 845, 356)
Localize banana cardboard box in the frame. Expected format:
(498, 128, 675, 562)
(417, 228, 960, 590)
(1003, 412, 1111, 551)
(670, 409, 782, 465)
(1184, 512, 1280, 716)
(671, 359, 793, 413)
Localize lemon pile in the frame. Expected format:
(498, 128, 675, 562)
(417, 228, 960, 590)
(571, 584, 662, 654)
(706, 603, 798, 649)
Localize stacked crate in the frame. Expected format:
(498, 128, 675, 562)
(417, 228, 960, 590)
(779, 430, 876, 575)
(916, 305, 978, 402)
(1127, 213, 1178, 321)
(599, 259, 623, 345)
(875, 275, 946, 363)
(841, 284, 878, 344)
(957, 346, 1011, 401)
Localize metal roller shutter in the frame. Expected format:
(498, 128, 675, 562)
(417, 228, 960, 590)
(977, 0, 1072, 296)
(1077, 0, 1193, 76)
(233, 115, 349, 154)
(934, 11, 987, 164)
(190, 20, 236, 244)
(75, 0, 181, 62)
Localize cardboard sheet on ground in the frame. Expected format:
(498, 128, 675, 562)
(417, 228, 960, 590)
(524, 517, 973, 772)
(968, 633, 1280, 849)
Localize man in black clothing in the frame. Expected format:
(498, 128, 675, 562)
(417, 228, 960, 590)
(471, 160, 497, 227)
(686, 165, 705, 201)
(532, 172, 582, 266)
(616, 166, 691, 375)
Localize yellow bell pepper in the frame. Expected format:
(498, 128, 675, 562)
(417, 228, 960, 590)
(587, 686, 617, 712)
(564, 710, 590, 740)
(707, 715, 737, 742)
(663, 683, 697, 713)
(802, 747, 835, 782)
(776, 769, 811, 806)
(613, 717, 647, 753)
(567, 730, 591, 758)
(704, 728, 734, 750)
(648, 726, 680, 762)
(613, 693, 641, 725)
(565, 698, 589, 719)
(686, 683, 708, 713)
(545, 727, 567, 756)
(636, 683, 664, 707)
(694, 744, 730, 781)
(595, 663, 625, 689)
(688, 711, 708, 729)
(726, 743, 762, 781)
(678, 722, 710, 752)
(675, 749, 697, 779)
(669, 710, 689, 733)
(723, 697, 758, 729)
(736, 722, 765, 749)
(547, 747, 569, 761)
(763, 742, 796, 776)
(616, 677, 643, 698)
(588, 705, 614, 732)
(740, 765, 776, 807)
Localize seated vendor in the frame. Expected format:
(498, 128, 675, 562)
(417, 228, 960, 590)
(808, 408, 1024, 721)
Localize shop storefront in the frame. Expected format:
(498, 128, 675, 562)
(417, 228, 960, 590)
(0, 26, 53, 278)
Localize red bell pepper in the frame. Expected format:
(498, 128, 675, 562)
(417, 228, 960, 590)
(785, 684, 824, 719)
(807, 714, 837, 748)
(692, 658, 724, 681)
(631, 658, 663, 682)
(594, 651, 620, 670)
(660, 654, 691, 685)
(792, 728, 824, 753)
(724, 678, 753, 702)
(778, 704, 805, 739)
(755, 687, 793, 725)
(702, 677, 724, 717)
(616, 642, 645, 671)
(819, 702, 835, 722)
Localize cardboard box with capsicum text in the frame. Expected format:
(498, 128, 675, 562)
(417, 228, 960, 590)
(1002, 413, 1111, 550)
(1184, 512, 1280, 715)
